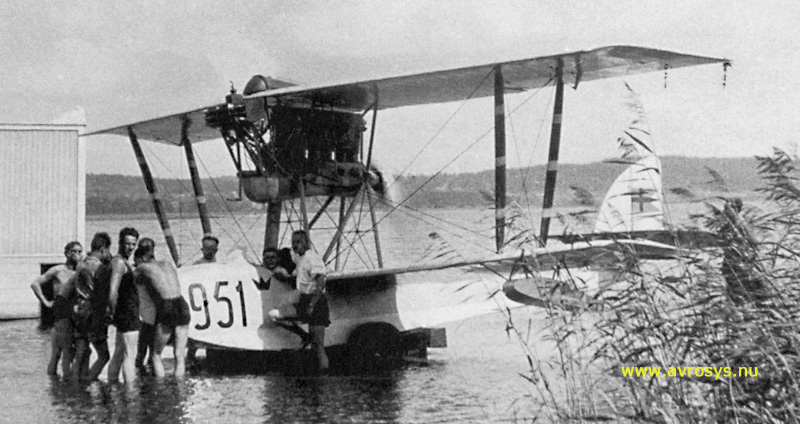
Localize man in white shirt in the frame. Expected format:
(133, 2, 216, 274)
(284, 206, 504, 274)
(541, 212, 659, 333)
(268, 230, 329, 372)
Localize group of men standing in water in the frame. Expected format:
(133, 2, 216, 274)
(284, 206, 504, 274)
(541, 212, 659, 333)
(32, 228, 331, 381)
(31, 227, 190, 383)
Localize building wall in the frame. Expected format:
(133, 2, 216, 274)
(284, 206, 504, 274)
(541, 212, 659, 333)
(0, 124, 85, 319)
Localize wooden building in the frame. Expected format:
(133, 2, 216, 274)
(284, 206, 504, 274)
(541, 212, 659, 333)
(0, 123, 85, 319)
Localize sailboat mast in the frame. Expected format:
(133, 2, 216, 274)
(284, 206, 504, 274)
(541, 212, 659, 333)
(493, 65, 506, 252)
(181, 116, 212, 236)
(127, 126, 181, 264)
(539, 58, 565, 246)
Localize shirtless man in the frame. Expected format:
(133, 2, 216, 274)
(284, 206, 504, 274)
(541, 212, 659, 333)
(31, 241, 83, 376)
(69, 232, 113, 381)
(106, 227, 140, 384)
(135, 238, 157, 375)
(133, 239, 190, 378)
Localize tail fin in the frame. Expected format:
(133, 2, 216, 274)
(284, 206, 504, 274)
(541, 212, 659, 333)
(594, 155, 667, 233)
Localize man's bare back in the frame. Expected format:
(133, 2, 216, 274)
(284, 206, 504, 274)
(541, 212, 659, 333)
(136, 261, 181, 300)
(133, 241, 190, 378)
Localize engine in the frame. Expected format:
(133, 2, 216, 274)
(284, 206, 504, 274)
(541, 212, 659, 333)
(205, 75, 375, 203)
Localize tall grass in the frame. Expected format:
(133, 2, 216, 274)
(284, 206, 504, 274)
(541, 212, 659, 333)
(506, 147, 800, 423)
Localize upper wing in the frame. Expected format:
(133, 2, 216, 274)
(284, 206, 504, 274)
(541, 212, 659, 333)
(251, 45, 724, 111)
(86, 45, 726, 146)
(84, 107, 223, 145)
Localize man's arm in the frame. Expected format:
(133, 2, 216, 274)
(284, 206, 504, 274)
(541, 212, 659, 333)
(270, 266, 292, 282)
(107, 257, 128, 315)
(307, 273, 326, 312)
(30, 267, 58, 308)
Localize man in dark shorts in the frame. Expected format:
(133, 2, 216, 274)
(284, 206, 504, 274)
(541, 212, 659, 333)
(69, 232, 113, 381)
(134, 238, 158, 375)
(268, 230, 329, 372)
(133, 239, 190, 378)
(31, 241, 83, 377)
(107, 227, 140, 384)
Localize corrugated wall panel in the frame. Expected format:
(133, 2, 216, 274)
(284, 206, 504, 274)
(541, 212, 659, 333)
(0, 127, 82, 255)
(0, 125, 84, 320)
(0, 256, 62, 319)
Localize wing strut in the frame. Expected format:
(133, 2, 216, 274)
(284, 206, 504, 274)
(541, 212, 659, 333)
(365, 84, 379, 171)
(335, 196, 346, 270)
(264, 201, 281, 251)
(494, 65, 507, 252)
(299, 180, 310, 234)
(365, 84, 384, 266)
(367, 185, 384, 268)
(128, 126, 181, 264)
(539, 58, 565, 246)
(324, 185, 363, 265)
(181, 115, 213, 236)
(309, 195, 335, 229)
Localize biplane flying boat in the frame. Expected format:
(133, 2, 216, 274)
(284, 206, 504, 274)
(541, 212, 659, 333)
(87, 45, 726, 370)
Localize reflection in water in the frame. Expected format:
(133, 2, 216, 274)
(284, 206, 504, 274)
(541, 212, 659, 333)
(262, 375, 401, 423)
(4, 309, 542, 423)
(43, 369, 407, 424)
(47, 377, 191, 424)
(41, 362, 407, 424)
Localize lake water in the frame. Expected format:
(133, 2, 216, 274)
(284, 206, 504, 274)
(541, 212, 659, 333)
(2, 204, 706, 423)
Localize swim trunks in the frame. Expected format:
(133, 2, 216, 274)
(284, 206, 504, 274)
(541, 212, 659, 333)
(296, 293, 330, 327)
(52, 296, 73, 321)
(88, 262, 112, 342)
(156, 297, 191, 327)
(112, 266, 140, 333)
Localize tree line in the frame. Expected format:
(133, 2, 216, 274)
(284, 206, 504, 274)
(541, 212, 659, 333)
(87, 156, 759, 215)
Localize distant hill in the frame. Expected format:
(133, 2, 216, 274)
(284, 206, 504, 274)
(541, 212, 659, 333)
(390, 156, 760, 209)
(86, 174, 249, 216)
(86, 156, 761, 216)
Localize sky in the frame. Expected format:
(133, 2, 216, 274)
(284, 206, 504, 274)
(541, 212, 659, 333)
(2, 0, 799, 178)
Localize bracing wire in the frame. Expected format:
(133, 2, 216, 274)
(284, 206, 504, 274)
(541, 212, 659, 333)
(310, 196, 369, 270)
(193, 150, 261, 257)
(516, 78, 556, 233)
(368, 75, 558, 238)
(140, 142, 201, 259)
(378, 194, 495, 253)
(384, 69, 495, 194)
(504, 76, 556, 236)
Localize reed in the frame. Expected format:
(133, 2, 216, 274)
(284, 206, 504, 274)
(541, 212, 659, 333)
(505, 147, 800, 423)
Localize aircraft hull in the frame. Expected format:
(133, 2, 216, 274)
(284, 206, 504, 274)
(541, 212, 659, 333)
(178, 255, 512, 351)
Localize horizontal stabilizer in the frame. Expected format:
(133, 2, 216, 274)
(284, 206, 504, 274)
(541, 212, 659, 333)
(552, 229, 719, 250)
(327, 238, 681, 284)
(503, 277, 600, 311)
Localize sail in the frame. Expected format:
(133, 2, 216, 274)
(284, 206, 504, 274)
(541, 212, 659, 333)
(594, 155, 666, 233)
